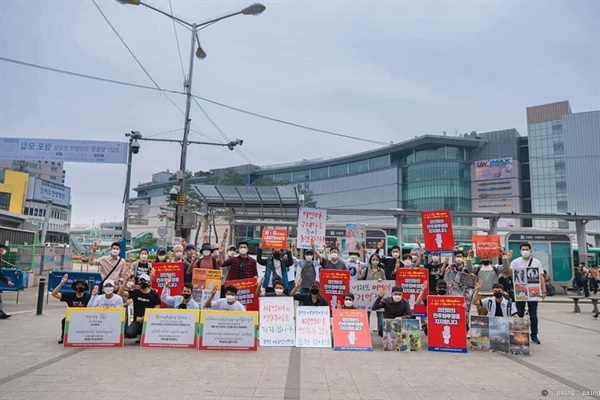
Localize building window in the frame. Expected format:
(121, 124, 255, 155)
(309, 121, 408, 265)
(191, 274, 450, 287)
(311, 167, 329, 180)
(51, 167, 58, 172)
(369, 155, 389, 170)
(330, 164, 348, 178)
(445, 146, 464, 160)
(292, 170, 310, 182)
(349, 160, 369, 174)
(273, 172, 291, 183)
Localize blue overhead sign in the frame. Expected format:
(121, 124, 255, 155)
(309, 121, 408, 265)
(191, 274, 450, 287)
(0, 138, 127, 164)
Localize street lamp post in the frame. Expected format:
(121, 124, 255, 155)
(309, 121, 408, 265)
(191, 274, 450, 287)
(121, 131, 141, 257)
(115, 0, 266, 242)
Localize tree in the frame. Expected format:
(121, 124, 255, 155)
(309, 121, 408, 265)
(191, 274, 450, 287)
(134, 237, 158, 249)
(220, 170, 245, 186)
(252, 176, 276, 186)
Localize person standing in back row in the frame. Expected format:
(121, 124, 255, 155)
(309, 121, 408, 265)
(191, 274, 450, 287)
(221, 241, 258, 280)
(88, 242, 126, 285)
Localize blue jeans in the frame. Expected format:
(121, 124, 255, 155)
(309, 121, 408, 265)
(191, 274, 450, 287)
(516, 301, 539, 336)
(368, 311, 384, 336)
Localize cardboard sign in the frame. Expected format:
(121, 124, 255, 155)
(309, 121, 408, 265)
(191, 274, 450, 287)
(259, 297, 295, 346)
(192, 268, 222, 291)
(152, 262, 183, 308)
(260, 228, 288, 249)
(470, 316, 530, 356)
(350, 280, 396, 311)
(295, 306, 332, 348)
(421, 210, 455, 252)
(319, 269, 351, 311)
(64, 308, 125, 347)
(444, 270, 477, 312)
(382, 318, 422, 352)
(141, 309, 199, 349)
(297, 207, 327, 250)
(199, 310, 258, 351)
(192, 289, 213, 310)
(225, 277, 259, 311)
(511, 264, 543, 302)
(344, 224, 366, 255)
(427, 296, 467, 353)
(471, 235, 502, 258)
(395, 268, 429, 317)
(332, 309, 372, 351)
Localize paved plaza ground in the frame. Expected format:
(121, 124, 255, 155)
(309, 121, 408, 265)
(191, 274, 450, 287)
(0, 289, 599, 400)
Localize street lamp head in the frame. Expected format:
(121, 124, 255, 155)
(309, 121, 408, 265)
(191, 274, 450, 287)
(242, 3, 266, 15)
(195, 46, 207, 60)
(114, 0, 140, 5)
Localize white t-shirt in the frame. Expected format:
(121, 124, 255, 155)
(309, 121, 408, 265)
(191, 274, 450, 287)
(210, 299, 245, 311)
(88, 294, 123, 308)
(510, 257, 543, 272)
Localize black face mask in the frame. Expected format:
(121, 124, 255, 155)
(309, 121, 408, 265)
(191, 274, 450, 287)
(310, 288, 319, 295)
(75, 287, 85, 293)
(182, 293, 191, 299)
(273, 253, 281, 260)
(482, 261, 491, 266)
(140, 282, 149, 289)
(493, 292, 504, 299)
(436, 288, 447, 295)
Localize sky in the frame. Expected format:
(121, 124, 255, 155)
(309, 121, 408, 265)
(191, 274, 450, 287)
(1, 0, 599, 225)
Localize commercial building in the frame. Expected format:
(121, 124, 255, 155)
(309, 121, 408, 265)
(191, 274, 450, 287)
(0, 170, 29, 213)
(0, 160, 66, 184)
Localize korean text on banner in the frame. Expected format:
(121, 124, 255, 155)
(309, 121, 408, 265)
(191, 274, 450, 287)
(192, 268, 222, 290)
(332, 309, 372, 351)
(350, 280, 395, 311)
(141, 309, 199, 349)
(297, 207, 327, 250)
(259, 297, 295, 346)
(472, 235, 502, 258)
(152, 262, 183, 307)
(64, 308, 125, 348)
(260, 228, 288, 249)
(395, 268, 429, 317)
(427, 295, 467, 353)
(225, 277, 258, 311)
(420, 210, 455, 252)
(295, 306, 331, 348)
(470, 316, 530, 356)
(319, 269, 350, 311)
(199, 310, 258, 351)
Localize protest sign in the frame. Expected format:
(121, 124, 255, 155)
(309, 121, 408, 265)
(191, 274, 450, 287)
(344, 224, 366, 255)
(470, 316, 530, 356)
(382, 318, 422, 352)
(141, 309, 199, 349)
(332, 309, 372, 351)
(295, 306, 332, 348)
(152, 262, 183, 307)
(297, 207, 327, 250)
(444, 270, 476, 312)
(260, 228, 288, 249)
(319, 269, 351, 311)
(420, 210, 454, 252)
(192, 268, 222, 291)
(350, 280, 395, 311)
(427, 296, 467, 353)
(259, 297, 295, 346)
(471, 235, 502, 258)
(225, 277, 259, 311)
(192, 289, 213, 310)
(199, 310, 258, 351)
(395, 268, 428, 317)
(512, 265, 542, 301)
(64, 308, 125, 347)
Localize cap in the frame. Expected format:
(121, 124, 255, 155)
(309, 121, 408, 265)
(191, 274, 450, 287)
(309, 281, 320, 288)
(157, 248, 167, 255)
(103, 279, 115, 287)
(139, 273, 150, 282)
(185, 244, 196, 251)
(304, 249, 314, 255)
(391, 286, 403, 293)
(343, 292, 355, 300)
(435, 279, 447, 287)
(228, 245, 237, 251)
(71, 280, 90, 292)
(348, 251, 360, 256)
(200, 243, 214, 252)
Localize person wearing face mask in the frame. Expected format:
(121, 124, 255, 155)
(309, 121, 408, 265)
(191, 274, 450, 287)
(88, 241, 126, 286)
(322, 247, 348, 271)
(505, 242, 546, 345)
(51, 274, 91, 344)
(294, 247, 322, 294)
(205, 285, 246, 311)
(156, 248, 168, 263)
(258, 279, 288, 297)
(360, 254, 385, 333)
(440, 251, 474, 277)
(345, 251, 368, 281)
(221, 241, 258, 281)
(374, 242, 403, 280)
(337, 292, 357, 309)
(472, 281, 518, 317)
(119, 273, 161, 342)
(161, 276, 199, 309)
(258, 247, 294, 294)
(290, 280, 329, 306)
(425, 254, 448, 295)
(131, 248, 153, 286)
(177, 244, 197, 284)
(88, 280, 123, 308)
(415, 280, 448, 336)
(372, 286, 413, 336)
(171, 245, 185, 262)
(192, 243, 223, 270)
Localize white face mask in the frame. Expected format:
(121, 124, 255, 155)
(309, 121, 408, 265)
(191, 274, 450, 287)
(411, 255, 418, 261)
(432, 256, 440, 263)
(110, 249, 119, 256)
(330, 253, 339, 260)
(174, 252, 183, 258)
(226, 295, 236, 304)
(103, 287, 114, 295)
(0, 250, 6, 256)
(371, 260, 379, 267)
(213, 251, 220, 257)
(455, 257, 463, 264)
(521, 250, 531, 258)
(158, 255, 166, 261)
(391, 252, 400, 259)
(239, 248, 248, 255)
(344, 300, 353, 307)
(274, 288, 284, 296)
(127, 281, 134, 289)
(305, 255, 313, 262)
(202, 250, 211, 257)
(140, 254, 148, 261)
(227, 251, 235, 257)
(350, 255, 358, 262)
(392, 295, 402, 302)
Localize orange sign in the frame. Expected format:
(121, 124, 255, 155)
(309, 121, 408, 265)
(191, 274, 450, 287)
(192, 268, 222, 290)
(471, 235, 502, 258)
(332, 309, 372, 351)
(260, 228, 288, 249)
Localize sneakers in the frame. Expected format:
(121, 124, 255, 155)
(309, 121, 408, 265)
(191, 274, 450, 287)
(58, 338, 64, 344)
(593, 313, 598, 319)
(0, 313, 11, 320)
(531, 335, 541, 345)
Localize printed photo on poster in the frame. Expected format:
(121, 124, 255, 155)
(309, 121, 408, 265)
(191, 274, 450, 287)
(489, 317, 510, 354)
(382, 318, 422, 352)
(470, 316, 530, 356)
(526, 268, 539, 284)
(469, 316, 490, 351)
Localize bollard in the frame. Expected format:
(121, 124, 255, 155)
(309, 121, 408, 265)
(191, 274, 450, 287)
(36, 277, 46, 316)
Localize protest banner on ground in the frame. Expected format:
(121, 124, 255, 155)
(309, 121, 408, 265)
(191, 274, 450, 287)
(199, 310, 258, 351)
(259, 297, 295, 346)
(421, 210, 454, 252)
(192, 268, 222, 291)
(512, 264, 542, 301)
(444, 270, 477, 312)
(225, 277, 259, 311)
(297, 207, 327, 250)
(141, 309, 199, 349)
(471, 235, 502, 258)
(295, 306, 332, 348)
(427, 295, 467, 353)
(260, 228, 288, 249)
(344, 224, 366, 255)
(319, 269, 351, 311)
(470, 316, 530, 356)
(382, 318, 422, 352)
(64, 308, 125, 347)
(332, 309, 372, 351)
(350, 280, 395, 311)
(395, 268, 428, 317)
(152, 262, 183, 308)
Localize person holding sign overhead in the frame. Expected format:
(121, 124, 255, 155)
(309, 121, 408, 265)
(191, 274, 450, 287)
(372, 286, 412, 337)
(205, 285, 246, 311)
(88, 280, 124, 308)
(51, 274, 91, 344)
(161, 276, 199, 309)
(118, 273, 161, 343)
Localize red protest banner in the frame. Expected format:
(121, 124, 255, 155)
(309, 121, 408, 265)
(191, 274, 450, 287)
(395, 268, 429, 317)
(421, 210, 455, 252)
(260, 228, 288, 249)
(225, 277, 259, 311)
(151, 262, 183, 308)
(332, 309, 372, 351)
(426, 295, 467, 353)
(319, 269, 351, 311)
(471, 235, 502, 258)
